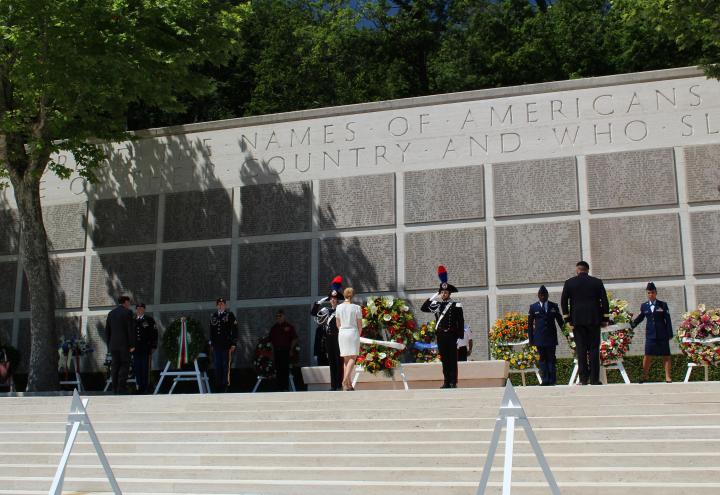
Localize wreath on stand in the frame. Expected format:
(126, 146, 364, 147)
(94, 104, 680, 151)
(358, 296, 416, 376)
(677, 304, 720, 366)
(412, 321, 440, 363)
(489, 312, 539, 370)
(58, 338, 93, 379)
(253, 337, 276, 378)
(162, 317, 206, 368)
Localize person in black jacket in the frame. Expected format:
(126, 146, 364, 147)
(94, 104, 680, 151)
(106, 295, 135, 394)
(528, 285, 564, 386)
(421, 266, 465, 389)
(561, 261, 609, 385)
(311, 276, 343, 391)
(133, 303, 158, 394)
(208, 298, 237, 392)
(631, 282, 674, 383)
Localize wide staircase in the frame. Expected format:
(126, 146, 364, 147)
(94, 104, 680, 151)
(1, 382, 719, 494)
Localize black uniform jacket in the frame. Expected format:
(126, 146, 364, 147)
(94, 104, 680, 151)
(561, 273, 609, 326)
(106, 305, 135, 351)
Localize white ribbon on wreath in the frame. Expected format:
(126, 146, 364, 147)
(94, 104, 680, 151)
(681, 336, 720, 344)
(359, 336, 406, 351)
(601, 323, 632, 334)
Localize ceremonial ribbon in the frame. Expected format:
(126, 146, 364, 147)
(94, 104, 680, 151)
(359, 336, 406, 351)
(178, 319, 189, 367)
(412, 342, 438, 351)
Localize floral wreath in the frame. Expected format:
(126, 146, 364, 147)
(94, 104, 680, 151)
(411, 321, 440, 363)
(358, 296, 416, 375)
(161, 317, 206, 368)
(489, 312, 538, 370)
(58, 338, 93, 374)
(253, 337, 276, 378)
(677, 304, 720, 366)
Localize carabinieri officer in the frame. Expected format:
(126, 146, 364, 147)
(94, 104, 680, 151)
(528, 286, 563, 386)
(421, 266, 465, 389)
(311, 276, 343, 391)
(631, 282, 673, 383)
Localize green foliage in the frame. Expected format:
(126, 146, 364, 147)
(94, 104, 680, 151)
(161, 318, 207, 369)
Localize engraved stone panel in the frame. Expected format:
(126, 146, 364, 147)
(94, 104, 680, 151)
(43, 203, 87, 251)
(685, 144, 720, 203)
(495, 222, 581, 285)
(691, 211, 720, 275)
(18, 317, 82, 372)
(0, 262, 17, 312)
(609, 285, 686, 355)
(86, 316, 109, 371)
(586, 148, 677, 210)
(91, 195, 158, 247)
(161, 246, 230, 303)
(696, 285, 720, 307)
(164, 188, 233, 242)
(318, 234, 395, 293)
(236, 305, 311, 368)
(0, 208, 19, 255)
(493, 157, 578, 217)
(319, 174, 395, 230)
(238, 240, 311, 299)
(21, 256, 85, 310)
(405, 228, 486, 290)
(89, 252, 155, 307)
(409, 295, 489, 360)
(591, 214, 683, 280)
(239, 181, 312, 236)
(404, 165, 484, 224)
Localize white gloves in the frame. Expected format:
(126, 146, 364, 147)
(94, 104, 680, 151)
(430, 292, 441, 302)
(318, 296, 329, 304)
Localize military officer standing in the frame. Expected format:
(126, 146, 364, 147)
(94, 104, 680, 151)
(209, 298, 237, 392)
(561, 261, 609, 385)
(421, 266, 465, 389)
(133, 303, 158, 394)
(528, 286, 563, 386)
(311, 276, 343, 391)
(106, 295, 135, 394)
(631, 282, 674, 383)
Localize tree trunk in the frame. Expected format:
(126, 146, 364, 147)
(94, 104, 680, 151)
(12, 173, 59, 391)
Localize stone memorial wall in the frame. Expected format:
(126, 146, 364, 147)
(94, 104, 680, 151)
(2, 67, 720, 371)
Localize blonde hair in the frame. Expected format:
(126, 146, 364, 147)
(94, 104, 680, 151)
(343, 287, 354, 300)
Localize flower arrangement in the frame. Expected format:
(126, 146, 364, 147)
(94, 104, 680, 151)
(253, 337, 276, 378)
(58, 338, 93, 374)
(412, 321, 440, 363)
(600, 297, 634, 365)
(161, 317, 206, 368)
(677, 304, 720, 366)
(358, 295, 416, 375)
(489, 312, 539, 370)
(356, 343, 400, 377)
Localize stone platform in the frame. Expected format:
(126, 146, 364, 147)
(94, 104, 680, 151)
(301, 360, 509, 390)
(1, 382, 720, 494)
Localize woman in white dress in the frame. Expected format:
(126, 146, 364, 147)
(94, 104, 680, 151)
(335, 287, 362, 391)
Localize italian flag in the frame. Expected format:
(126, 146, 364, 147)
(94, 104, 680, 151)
(178, 318, 190, 367)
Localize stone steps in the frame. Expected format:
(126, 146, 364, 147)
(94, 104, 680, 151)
(2, 382, 718, 494)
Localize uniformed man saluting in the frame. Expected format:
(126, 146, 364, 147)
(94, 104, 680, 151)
(133, 303, 158, 394)
(209, 298, 237, 392)
(421, 266, 465, 389)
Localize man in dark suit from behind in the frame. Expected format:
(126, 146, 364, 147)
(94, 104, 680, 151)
(561, 261, 609, 385)
(106, 295, 136, 394)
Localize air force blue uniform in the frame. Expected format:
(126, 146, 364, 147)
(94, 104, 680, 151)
(632, 299, 673, 356)
(528, 300, 563, 385)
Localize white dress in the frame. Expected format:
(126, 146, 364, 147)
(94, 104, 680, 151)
(336, 302, 362, 357)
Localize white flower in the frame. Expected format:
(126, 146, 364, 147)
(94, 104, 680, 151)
(379, 352, 387, 359)
(401, 305, 409, 312)
(383, 314, 392, 322)
(383, 296, 394, 306)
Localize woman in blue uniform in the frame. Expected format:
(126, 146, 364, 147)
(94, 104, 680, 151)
(631, 282, 674, 383)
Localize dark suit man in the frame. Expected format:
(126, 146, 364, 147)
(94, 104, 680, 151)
(133, 303, 158, 394)
(106, 295, 135, 394)
(631, 282, 674, 383)
(561, 261, 609, 385)
(528, 285, 563, 386)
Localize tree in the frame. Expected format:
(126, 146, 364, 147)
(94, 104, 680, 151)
(0, 0, 247, 390)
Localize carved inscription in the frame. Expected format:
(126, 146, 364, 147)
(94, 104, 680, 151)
(586, 148, 677, 210)
(160, 246, 230, 303)
(42, 203, 87, 251)
(89, 252, 155, 307)
(165, 188, 233, 242)
(319, 174, 395, 230)
(591, 214, 683, 279)
(239, 181, 312, 236)
(684, 144, 720, 203)
(318, 234, 396, 293)
(404, 165, 484, 224)
(21, 257, 84, 310)
(493, 157, 578, 217)
(238, 240, 311, 299)
(696, 285, 720, 307)
(691, 211, 720, 275)
(405, 228, 487, 290)
(495, 222, 581, 285)
(91, 195, 158, 247)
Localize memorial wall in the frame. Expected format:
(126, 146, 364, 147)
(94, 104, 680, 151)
(1, 67, 720, 371)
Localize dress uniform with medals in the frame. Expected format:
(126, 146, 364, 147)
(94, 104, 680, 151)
(208, 297, 238, 392)
(527, 286, 563, 386)
(133, 303, 158, 394)
(631, 282, 674, 383)
(311, 276, 343, 391)
(421, 266, 465, 388)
